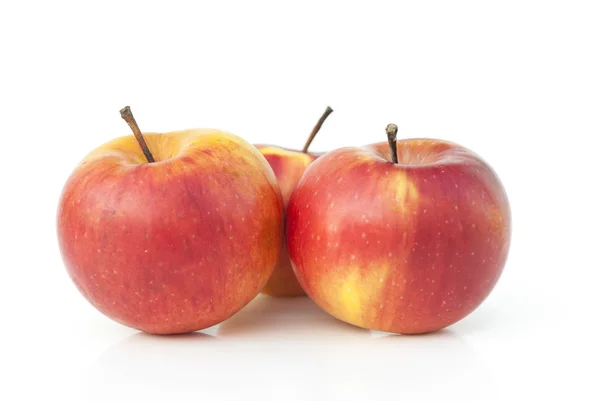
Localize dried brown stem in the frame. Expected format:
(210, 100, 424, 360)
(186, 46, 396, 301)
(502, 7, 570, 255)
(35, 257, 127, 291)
(119, 106, 155, 163)
(386, 123, 398, 164)
(302, 106, 334, 153)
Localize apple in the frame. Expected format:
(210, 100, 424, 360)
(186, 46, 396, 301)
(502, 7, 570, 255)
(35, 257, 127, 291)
(57, 107, 284, 334)
(254, 106, 333, 297)
(286, 124, 511, 334)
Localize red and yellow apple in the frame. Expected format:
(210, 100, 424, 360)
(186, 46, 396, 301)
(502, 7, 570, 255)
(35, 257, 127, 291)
(286, 125, 511, 334)
(57, 109, 284, 334)
(254, 106, 333, 297)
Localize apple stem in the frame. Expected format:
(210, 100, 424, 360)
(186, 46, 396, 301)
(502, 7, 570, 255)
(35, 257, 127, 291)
(119, 106, 156, 163)
(386, 123, 399, 164)
(302, 106, 334, 153)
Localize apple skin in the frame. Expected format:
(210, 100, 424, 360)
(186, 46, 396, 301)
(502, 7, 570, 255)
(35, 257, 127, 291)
(254, 145, 319, 297)
(286, 138, 511, 334)
(57, 129, 284, 334)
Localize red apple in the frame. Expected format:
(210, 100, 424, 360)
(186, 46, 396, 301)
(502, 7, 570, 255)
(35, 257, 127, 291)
(57, 107, 284, 334)
(286, 124, 511, 334)
(255, 106, 333, 297)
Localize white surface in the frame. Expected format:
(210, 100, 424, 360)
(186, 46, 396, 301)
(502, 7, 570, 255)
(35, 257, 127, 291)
(1, 1, 599, 400)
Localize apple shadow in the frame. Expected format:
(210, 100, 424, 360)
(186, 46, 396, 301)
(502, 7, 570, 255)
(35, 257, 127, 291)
(81, 317, 342, 400)
(446, 302, 513, 336)
(81, 329, 275, 400)
(313, 329, 492, 398)
(217, 294, 370, 341)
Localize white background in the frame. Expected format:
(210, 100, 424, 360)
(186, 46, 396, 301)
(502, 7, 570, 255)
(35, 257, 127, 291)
(1, 0, 599, 400)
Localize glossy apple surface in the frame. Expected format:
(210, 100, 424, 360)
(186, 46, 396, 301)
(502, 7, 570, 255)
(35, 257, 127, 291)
(255, 145, 319, 296)
(286, 138, 511, 334)
(57, 129, 284, 334)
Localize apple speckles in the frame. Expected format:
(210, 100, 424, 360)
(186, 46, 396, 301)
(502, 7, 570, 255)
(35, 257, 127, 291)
(361, 232, 366, 239)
